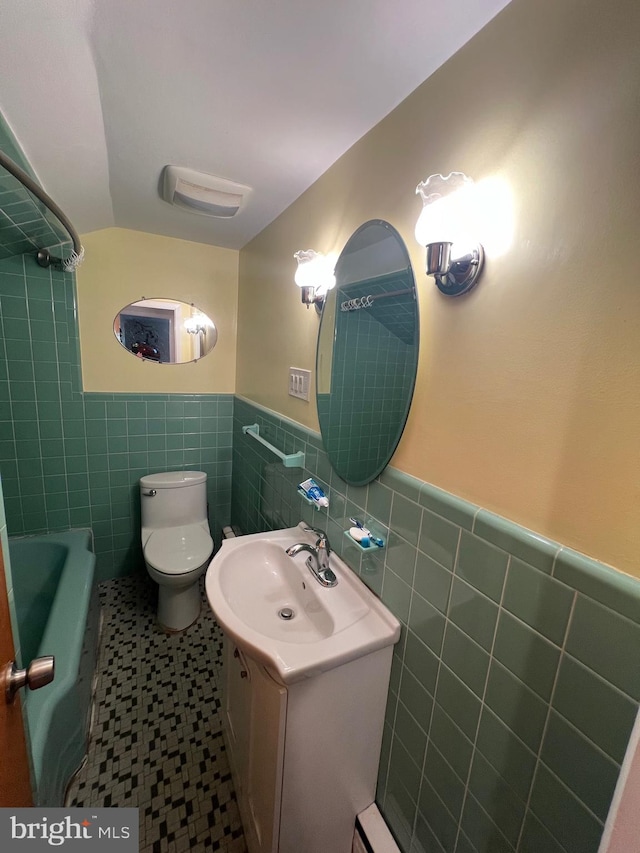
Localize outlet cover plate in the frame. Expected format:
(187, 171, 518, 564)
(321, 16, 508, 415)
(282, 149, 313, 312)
(289, 367, 311, 401)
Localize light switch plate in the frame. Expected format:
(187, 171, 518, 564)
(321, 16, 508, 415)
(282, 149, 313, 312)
(288, 367, 311, 401)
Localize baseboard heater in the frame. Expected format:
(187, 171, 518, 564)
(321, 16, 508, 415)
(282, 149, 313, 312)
(353, 804, 401, 853)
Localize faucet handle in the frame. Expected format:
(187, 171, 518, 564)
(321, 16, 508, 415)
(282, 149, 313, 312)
(303, 526, 331, 551)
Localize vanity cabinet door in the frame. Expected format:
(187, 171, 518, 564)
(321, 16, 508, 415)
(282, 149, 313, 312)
(223, 640, 287, 853)
(245, 658, 287, 853)
(223, 638, 252, 792)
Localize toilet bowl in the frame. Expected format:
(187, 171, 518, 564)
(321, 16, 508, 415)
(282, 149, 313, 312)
(140, 471, 214, 631)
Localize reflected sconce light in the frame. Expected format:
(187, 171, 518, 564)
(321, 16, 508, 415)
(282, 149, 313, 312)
(293, 249, 336, 311)
(415, 172, 484, 297)
(184, 311, 209, 336)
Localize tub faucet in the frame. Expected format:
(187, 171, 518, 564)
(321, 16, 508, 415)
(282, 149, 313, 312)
(285, 527, 337, 587)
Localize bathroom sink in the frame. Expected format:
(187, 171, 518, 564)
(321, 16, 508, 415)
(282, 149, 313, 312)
(205, 524, 400, 683)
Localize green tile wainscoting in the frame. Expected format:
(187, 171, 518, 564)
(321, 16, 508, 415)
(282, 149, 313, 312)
(0, 254, 233, 581)
(231, 395, 640, 853)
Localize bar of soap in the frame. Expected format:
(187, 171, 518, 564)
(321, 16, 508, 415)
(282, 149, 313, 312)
(349, 527, 370, 547)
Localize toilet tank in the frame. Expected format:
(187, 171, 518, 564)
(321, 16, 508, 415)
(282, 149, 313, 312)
(140, 471, 209, 531)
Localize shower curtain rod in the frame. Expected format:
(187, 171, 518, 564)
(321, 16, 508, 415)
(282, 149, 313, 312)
(0, 148, 84, 272)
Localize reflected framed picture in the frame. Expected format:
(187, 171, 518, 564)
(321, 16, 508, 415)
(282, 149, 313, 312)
(117, 303, 177, 362)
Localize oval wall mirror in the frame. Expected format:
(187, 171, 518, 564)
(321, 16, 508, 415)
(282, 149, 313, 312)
(113, 298, 217, 364)
(316, 220, 419, 485)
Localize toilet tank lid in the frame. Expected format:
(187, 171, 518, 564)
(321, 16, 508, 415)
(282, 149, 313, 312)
(140, 471, 207, 489)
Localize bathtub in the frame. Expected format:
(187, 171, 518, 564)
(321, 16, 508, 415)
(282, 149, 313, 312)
(8, 529, 100, 806)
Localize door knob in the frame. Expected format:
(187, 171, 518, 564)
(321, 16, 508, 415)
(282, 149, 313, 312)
(4, 656, 55, 704)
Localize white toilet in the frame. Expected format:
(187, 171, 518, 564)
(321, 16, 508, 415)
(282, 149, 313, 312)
(140, 470, 214, 632)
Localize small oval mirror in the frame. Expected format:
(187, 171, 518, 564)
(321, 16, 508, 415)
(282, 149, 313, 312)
(113, 298, 217, 364)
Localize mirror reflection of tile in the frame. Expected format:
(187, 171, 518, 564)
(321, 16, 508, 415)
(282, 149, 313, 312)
(318, 269, 417, 484)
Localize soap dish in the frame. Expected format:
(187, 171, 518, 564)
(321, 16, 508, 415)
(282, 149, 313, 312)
(343, 530, 385, 552)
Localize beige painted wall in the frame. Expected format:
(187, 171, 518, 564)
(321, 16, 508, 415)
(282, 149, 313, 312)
(237, 0, 640, 577)
(77, 228, 238, 393)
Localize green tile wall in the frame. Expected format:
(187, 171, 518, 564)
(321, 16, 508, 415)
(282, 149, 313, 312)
(231, 396, 640, 853)
(0, 115, 68, 259)
(0, 475, 23, 669)
(0, 253, 233, 582)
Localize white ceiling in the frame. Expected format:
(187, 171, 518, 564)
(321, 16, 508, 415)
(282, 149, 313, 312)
(0, 0, 511, 250)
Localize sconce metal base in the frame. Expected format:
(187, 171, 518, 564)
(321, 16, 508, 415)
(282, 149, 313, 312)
(434, 244, 485, 297)
(300, 286, 325, 314)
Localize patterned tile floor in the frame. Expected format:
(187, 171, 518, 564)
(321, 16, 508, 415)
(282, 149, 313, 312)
(66, 575, 247, 853)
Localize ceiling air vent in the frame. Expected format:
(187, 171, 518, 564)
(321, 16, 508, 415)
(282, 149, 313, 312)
(160, 166, 251, 218)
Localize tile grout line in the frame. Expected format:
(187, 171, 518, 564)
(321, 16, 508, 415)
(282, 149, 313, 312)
(409, 523, 463, 849)
(379, 486, 401, 814)
(27, 257, 52, 534)
(514, 590, 578, 852)
(453, 553, 513, 853)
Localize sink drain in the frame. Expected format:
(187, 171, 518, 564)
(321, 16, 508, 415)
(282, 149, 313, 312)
(278, 607, 295, 620)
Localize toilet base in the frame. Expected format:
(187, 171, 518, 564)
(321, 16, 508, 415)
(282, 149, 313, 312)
(157, 580, 202, 632)
(145, 557, 209, 632)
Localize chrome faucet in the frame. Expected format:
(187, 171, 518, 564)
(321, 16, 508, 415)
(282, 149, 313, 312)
(285, 527, 338, 587)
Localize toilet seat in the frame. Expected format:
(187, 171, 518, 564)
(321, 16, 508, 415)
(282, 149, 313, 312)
(144, 524, 213, 575)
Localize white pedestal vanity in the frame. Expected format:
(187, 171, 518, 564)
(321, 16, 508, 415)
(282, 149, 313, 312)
(206, 524, 400, 853)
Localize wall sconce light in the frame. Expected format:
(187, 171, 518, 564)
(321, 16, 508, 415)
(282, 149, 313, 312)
(293, 249, 336, 311)
(415, 172, 484, 297)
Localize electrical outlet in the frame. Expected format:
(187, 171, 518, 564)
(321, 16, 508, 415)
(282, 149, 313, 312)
(288, 367, 311, 401)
